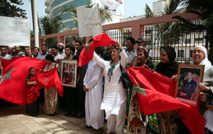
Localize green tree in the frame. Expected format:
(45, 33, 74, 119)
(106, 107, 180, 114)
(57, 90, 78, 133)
(40, 16, 64, 48)
(145, 0, 186, 46)
(0, 0, 26, 18)
(59, 2, 112, 28)
(173, 0, 213, 62)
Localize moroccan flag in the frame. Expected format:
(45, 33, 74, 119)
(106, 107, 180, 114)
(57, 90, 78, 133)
(37, 68, 63, 97)
(127, 67, 205, 134)
(78, 33, 116, 66)
(0, 57, 46, 106)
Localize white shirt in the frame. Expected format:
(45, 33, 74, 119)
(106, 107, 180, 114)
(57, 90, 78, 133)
(54, 54, 64, 61)
(0, 54, 12, 60)
(93, 49, 128, 119)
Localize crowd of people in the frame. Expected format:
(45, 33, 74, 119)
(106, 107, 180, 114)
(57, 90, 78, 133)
(0, 36, 213, 134)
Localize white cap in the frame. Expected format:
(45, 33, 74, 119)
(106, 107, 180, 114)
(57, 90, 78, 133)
(58, 43, 64, 46)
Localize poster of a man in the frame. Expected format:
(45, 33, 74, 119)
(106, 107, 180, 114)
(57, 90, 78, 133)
(60, 60, 77, 87)
(180, 72, 197, 99)
(176, 64, 204, 105)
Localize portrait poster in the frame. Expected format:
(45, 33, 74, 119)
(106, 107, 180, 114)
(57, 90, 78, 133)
(175, 64, 204, 105)
(60, 60, 77, 87)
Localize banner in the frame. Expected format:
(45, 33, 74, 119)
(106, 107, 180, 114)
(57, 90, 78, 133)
(76, 4, 102, 37)
(0, 16, 30, 47)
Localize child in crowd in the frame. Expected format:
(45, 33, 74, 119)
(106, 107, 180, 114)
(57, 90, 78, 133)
(200, 92, 213, 134)
(25, 67, 40, 116)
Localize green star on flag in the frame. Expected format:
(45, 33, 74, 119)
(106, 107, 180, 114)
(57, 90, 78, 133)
(0, 67, 16, 84)
(134, 84, 146, 96)
(85, 41, 93, 51)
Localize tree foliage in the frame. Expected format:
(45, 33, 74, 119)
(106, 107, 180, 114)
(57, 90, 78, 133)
(0, 0, 26, 18)
(40, 16, 64, 47)
(145, 0, 185, 46)
(173, 0, 213, 62)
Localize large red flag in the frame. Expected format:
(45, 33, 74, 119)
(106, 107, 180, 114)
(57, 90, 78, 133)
(127, 67, 205, 134)
(0, 57, 46, 106)
(78, 33, 116, 66)
(37, 68, 63, 97)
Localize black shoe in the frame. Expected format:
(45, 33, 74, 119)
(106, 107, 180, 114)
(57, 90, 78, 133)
(64, 112, 71, 116)
(74, 113, 85, 118)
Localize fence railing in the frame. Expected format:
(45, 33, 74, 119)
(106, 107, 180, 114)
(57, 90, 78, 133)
(31, 12, 202, 63)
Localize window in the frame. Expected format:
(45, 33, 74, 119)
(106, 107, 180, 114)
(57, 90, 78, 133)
(145, 29, 152, 34)
(194, 38, 204, 44)
(185, 39, 191, 44)
(189, 50, 193, 57)
(178, 50, 184, 57)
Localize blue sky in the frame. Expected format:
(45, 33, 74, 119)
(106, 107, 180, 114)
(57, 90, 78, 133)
(21, 0, 157, 28)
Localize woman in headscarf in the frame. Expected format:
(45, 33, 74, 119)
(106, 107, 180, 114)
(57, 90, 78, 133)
(93, 42, 128, 134)
(43, 54, 59, 115)
(193, 46, 213, 133)
(136, 46, 154, 69)
(127, 46, 154, 134)
(155, 46, 191, 134)
(156, 46, 177, 78)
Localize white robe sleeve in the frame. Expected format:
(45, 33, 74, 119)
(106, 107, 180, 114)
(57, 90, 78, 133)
(83, 69, 88, 87)
(85, 65, 102, 89)
(120, 49, 128, 69)
(93, 52, 106, 68)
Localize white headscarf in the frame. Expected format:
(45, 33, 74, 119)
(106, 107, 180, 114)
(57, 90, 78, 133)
(193, 45, 212, 71)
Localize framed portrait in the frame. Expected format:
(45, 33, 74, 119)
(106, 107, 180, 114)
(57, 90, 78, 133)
(60, 60, 77, 87)
(175, 64, 204, 105)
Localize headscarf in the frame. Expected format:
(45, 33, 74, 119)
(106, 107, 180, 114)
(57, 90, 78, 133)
(160, 46, 176, 62)
(193, 45, 212, 71)
(137, 46, 148, 58)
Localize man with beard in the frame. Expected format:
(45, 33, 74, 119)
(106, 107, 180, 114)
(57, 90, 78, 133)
(24, 46, 31, 57)
(125, 37, 136, 67)
(0, 46, 12, 60)
(12, 46, 24, 57)
(58, 43, 66, 57)
(74, 40, 88, 118)
(0, 46, 12, 106)
(38, 44, 48, 60)
(63, 46, 78, 116)
(51, 45, 64, 63)
(33, 47, 39, 58)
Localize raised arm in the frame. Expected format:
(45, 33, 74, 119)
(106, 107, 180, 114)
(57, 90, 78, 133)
(115, 42, 128, 69)
(93, 52, 106, 68)
(120, 49, 128, 69)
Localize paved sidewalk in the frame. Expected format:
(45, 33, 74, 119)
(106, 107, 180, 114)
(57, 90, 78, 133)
(0, 105, 108, 134)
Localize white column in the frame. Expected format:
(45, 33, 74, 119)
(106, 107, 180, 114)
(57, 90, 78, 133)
(33, 0, 39, 47)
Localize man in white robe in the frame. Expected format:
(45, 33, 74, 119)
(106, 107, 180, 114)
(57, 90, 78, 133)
(83, 58, 104, 129)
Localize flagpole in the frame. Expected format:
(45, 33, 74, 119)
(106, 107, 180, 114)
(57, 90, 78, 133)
(33, 0, 39, 48)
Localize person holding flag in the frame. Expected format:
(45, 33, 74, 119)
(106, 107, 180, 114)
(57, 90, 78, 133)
(25, 67, 39, 116)
(93, 41, 128, 134)
(42, 54, 59, 115)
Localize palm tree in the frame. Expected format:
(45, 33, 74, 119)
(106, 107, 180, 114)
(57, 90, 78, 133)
(145, 0, 186, 46)
(173, 0, 213, 62)
(40, 16, 64, 47)
(59, 2, 112, 28)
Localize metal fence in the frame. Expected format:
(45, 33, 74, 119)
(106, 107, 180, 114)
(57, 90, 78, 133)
(104, 22, 208, 64)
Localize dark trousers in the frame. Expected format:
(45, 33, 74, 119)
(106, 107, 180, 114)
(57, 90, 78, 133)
(63, 86, 78, 113)
(78, 85, 85, 114)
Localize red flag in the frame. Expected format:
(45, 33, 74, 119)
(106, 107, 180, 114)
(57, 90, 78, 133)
(37, 68, 63, 97)
(78, 33, 116, 66)
(127, 67, 205, 134)
(0, 57, 46, 106)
